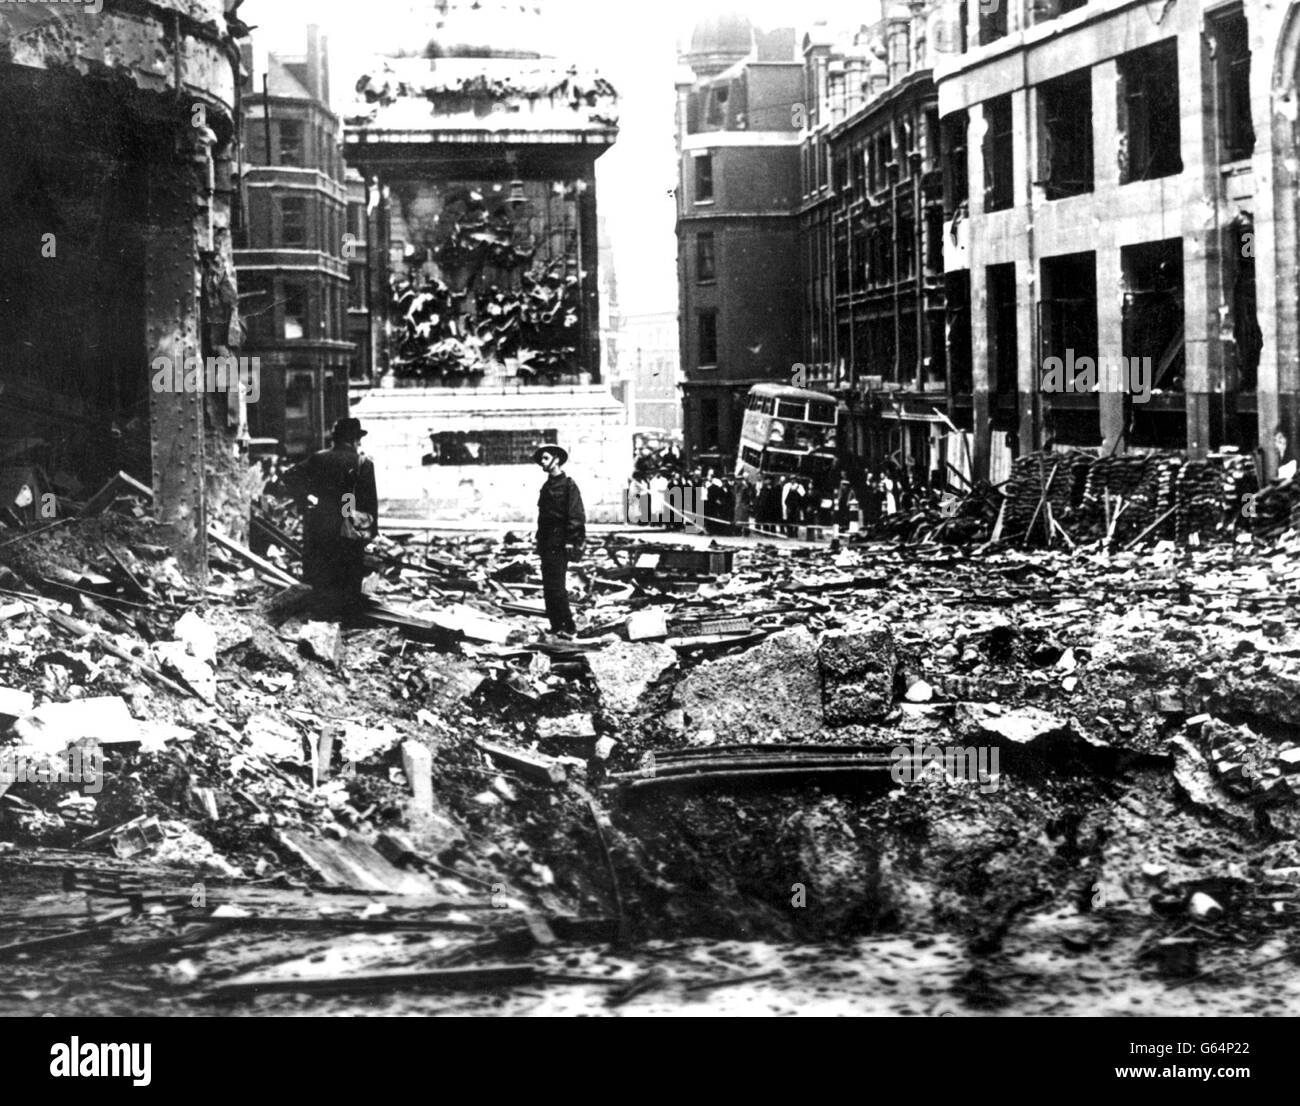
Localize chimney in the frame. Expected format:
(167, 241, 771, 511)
(887, 7, 910, 86)
(307, 23, 329, 104)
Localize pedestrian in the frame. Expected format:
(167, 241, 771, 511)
(756, 476, 778, 535)
(650, 471, 669, 529)
(835, 479, 852, 532)
(533, 444, 585, 638)
(277, 417, 378, 615)
(704, 473, 724, 535)
(782, 478, 802, 538)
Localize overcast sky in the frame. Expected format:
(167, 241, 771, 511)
(244, 1, 865, 314)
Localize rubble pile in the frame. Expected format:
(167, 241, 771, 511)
(868, 449, 1277, 551)
(2, 498, 1300, 1012)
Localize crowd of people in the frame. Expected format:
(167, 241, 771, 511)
(627, 466, 742, 535)
(626, 455, 950, 540)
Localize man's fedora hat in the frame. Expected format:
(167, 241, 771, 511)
(333, 417, 368, 441)
(532, 444, 568, 466)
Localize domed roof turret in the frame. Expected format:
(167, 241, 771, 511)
(684, 11, 754, 77)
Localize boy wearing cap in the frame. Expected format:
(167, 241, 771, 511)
(278, 417, 378, 611)
(533, 445, 585, 637)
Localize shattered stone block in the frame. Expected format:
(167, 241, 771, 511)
(535, 713, 597, 740)
(675, 626, 822, 741)
(586, 641, 677, 715)
(422, 653, 485, 713)
(817, 623, 896, 725)
(297, 620, 341, 667)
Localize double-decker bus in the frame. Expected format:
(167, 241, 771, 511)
(734, 383, 840, 486)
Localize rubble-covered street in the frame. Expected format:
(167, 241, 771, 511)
(3, 481, 1300, 1017)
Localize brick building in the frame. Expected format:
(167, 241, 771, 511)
(236, 27, 354, 458)
(675, 14, 805, 469)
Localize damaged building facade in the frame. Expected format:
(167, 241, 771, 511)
(799, 7, 955, 488)
(935, 0, 1299, 479)
(675, 7, 960, 481)
(0, 0, 253, 574)
(342, 1, 626, 521)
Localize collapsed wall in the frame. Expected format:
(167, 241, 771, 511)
(0, 1, 253, 575)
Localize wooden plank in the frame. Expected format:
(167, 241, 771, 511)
(275, 830, 437, 895)
(80, 471, 153, 518)
(476, 738, 566, 785)
(206, 524, 299, 587)
(208, 963, 537, 999)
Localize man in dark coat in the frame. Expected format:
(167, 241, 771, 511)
(278, 417, 378, 612)
(534, 445, 585, 637)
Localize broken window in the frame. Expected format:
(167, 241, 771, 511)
(835, 231, 850, 291)
(238, 274, 272, 345)
(1117, 39, 1182, 184)
(696, 233, 716, 282)
(869, 129, 892, 192)
(1122, 238, 1184, 393)
(280, 196, 308, 248)
(278, 119, 305, 167)
(925, 206, 944, 274)
(1038, 251, 1098, 379)
(946, 270, 972, 395)
(698, 310, 718, 366)
(1210, 7, 1254, 162)
(982, 95, 1013, 212)
(868, 226, 893, 286)
(924, 108, 941, 172)
(283, 283, 308, 340)
(898, 213, 915, 278)
(1037, 68, 1093, 200)
(1225, 215, 1261, 392)
(987, 262, 1018, 397)
(941, 110, 969, 214)
(897, 119, 915, 179)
